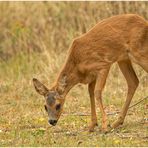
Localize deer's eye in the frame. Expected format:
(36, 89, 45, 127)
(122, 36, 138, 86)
(56, 104, 61, 111)
(44, 105, 48, 112)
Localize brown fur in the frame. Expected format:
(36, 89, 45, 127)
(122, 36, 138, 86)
(33, 14, 148, 132)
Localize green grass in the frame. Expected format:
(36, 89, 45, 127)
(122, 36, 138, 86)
(0, 2, 148, 147)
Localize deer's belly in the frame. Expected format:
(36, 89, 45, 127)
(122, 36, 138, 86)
(79, 72, 96, 84)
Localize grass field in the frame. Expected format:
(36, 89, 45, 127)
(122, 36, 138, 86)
(0, 2, 148, 147)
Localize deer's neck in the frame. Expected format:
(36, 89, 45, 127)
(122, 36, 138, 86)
(52, 59, 79, 97)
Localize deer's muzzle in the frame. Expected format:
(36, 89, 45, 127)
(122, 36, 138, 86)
(48, 119, 57, 126)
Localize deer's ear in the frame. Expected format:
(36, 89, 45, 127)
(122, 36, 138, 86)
(32, 78, 49, 96)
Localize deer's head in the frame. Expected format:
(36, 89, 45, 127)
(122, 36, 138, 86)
(32, 78, 65, 126)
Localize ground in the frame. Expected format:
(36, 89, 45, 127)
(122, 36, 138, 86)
(0, 53, 147, 147)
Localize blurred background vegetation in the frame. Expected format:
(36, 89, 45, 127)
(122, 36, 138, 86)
(0, 2, 147, 146)
(0, 2, 148, 58)
(0, 1, 148, 81)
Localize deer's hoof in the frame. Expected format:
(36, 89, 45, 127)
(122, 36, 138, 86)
(88, 123, 98, 132)
(111, 120, 124, 129)
(101, 125, 111, 134)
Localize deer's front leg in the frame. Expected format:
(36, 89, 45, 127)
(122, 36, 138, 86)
(88, 80, 98, 132)
(94, 69, 110, 132)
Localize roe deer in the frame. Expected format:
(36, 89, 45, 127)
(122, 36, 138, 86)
(33, 14, 148, 132)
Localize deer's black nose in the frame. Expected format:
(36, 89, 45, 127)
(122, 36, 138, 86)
(48, 120, 57, 126)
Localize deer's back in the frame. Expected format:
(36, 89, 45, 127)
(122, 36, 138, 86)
(67, 14, 148, 83)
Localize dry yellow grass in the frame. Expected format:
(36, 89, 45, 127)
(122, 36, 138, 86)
(0, 2, 148, 146)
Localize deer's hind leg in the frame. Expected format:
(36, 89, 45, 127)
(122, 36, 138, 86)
(129, 27, 148, 73)
(129, 48, 148, 73)
(111, 59, 139, 128)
